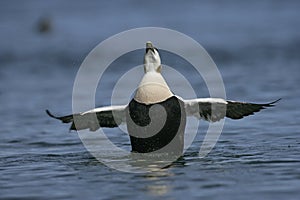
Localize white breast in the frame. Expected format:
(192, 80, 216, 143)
(134, 72, 173, 104)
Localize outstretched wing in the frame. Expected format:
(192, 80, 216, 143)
(184, 98, 280, 122)
(46, 105, 127, 131)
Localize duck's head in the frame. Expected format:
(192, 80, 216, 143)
(144, 41, 161, 73)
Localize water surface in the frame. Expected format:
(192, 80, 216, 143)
(1, 1, 300, 199)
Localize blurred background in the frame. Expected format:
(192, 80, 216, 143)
(1, 0, 299, 199)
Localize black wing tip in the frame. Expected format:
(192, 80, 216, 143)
(264, 98, 282, 107)
(46, 109, 75, 126)
(46, 109, 58, 119)
(272, 98, 282, 104)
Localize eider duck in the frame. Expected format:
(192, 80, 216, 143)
(46, 41, 279, 155)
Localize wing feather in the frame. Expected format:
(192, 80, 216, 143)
(226, 99, 280, 119)
(46, 105, 127, 131)
(184, 98, 280, 122)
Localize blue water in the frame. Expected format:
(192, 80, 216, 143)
(1, 1, 300, 199)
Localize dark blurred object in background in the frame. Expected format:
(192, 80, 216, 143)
(36, 16, 52, 34)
